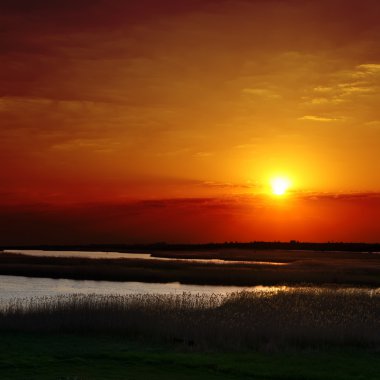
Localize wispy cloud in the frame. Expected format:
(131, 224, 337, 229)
(355, 64, 380, 76)
(298, 115, 342, 122)
(304, 63, 380, 109)
(200, 181, 254, 190)
(242, 88, 281, 99)
(365, 120, 380, 129)
(193, 151, 214, 158)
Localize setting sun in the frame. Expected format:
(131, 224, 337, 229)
(271, 178, 291, 196)
(1, 2, 380, 377)
(1, 0, 380, 245)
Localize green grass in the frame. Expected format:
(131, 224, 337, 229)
(0, 333, 379, 380)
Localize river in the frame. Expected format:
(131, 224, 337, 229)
(0, 250, 378, 301)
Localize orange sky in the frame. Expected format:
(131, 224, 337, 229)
(1, 0, 380, 244)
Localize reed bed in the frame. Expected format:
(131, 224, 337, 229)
(2, 251, 380, 286)
(0, 288, 379, 349)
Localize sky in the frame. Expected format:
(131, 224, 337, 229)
(1, 0, 380, 245)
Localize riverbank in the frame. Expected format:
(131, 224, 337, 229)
(0, 333, 379, 380)
(1, 249, 380, 286)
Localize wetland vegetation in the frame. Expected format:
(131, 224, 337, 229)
(1, 288, 379, 349)
(0, 248, 379, 286)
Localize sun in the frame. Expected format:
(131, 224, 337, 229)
(271, 177, 290, 196)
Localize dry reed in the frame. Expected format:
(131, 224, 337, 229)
(0, 288, 378, 349)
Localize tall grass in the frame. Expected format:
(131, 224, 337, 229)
(0, 288, 379, 349)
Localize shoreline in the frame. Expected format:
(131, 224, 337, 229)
(1, 250, 379, 287)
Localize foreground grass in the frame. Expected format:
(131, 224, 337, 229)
(1, 289, 379, 348)
(0, 333, 379, 380)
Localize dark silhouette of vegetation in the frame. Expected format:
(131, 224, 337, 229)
(1, 289, 379, 349)
(1, 240, 380, 253)
(0, 249, 379, 286)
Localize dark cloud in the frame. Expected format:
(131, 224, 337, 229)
(0, 197, 244, 245)
(0, 0, 223, 34)
(1, 193, 380, 245)
(299, 191, 380, 201)
(1, 0, 380, 100)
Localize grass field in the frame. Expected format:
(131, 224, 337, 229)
(0, 333, 379, 380)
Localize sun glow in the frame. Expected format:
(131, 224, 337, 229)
(271, 177, 290, 196)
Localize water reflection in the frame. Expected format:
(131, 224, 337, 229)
(2, 250, 287, 265)
(4, 250, 146, 260)
(0, 275, 286, 300)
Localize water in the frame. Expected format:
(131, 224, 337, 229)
(2, 249, 287, 266)
(3, 250, 149, 260)
(1, 250, 377, 302)
(0, 275, 285, 300)
(1, 275, 378, 303)
(0, 250, 287, 300)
